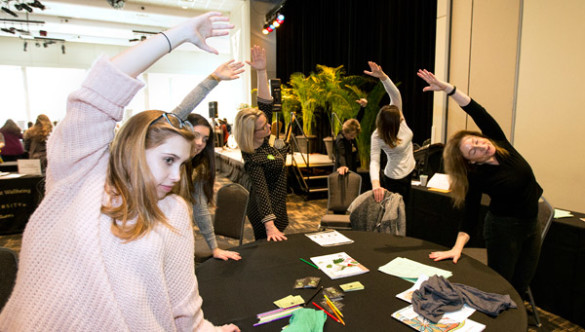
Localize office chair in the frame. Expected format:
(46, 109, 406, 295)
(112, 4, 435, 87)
(319, 171, 362, 230)
(0, 247, 18, 311)
(462, 196, 554, 327)
(195, 183, 249, 263)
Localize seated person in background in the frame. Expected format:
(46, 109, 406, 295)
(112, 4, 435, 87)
(23, 114, 53, 170)
(335, 98, 367, 175)
(0, 119, 25, 161)
(0, 12, 240, 332)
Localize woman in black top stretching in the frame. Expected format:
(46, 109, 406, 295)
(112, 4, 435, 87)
(417, 69, 543, 295)
(234, 46, 289, 241)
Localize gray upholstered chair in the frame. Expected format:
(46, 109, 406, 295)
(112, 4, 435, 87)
(319, 171, 362, 230)
(462, 196, 554, 327)
(195, 183, 249, 263)
(0, 247, 18, 311)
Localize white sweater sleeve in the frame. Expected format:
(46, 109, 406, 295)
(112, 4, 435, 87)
(369, 130, 382, 182)
(382, 76, 402, 110)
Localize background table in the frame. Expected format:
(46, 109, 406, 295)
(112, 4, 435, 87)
(196, 231, 526, 331)
(0, 175, 45, 235)
(531, 210, 585, 327)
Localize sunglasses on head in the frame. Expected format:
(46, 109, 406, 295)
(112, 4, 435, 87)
(150, 113, 194, 133)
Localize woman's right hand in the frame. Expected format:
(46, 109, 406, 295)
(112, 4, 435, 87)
(213, 60, 245, 81)
(265, 221, 287, 241)
(182, 12, 234, 54)
(218, 323, 240, 332)
(416, 69, 451, 93)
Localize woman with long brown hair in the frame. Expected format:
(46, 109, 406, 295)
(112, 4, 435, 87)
(365, 61, 416, 203)
(0, 12, 240, 331)
(418, 69, 543, 296)
(23, 114, 52, 168)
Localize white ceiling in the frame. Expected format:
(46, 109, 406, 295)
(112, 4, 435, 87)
(0, 0, 245, 47)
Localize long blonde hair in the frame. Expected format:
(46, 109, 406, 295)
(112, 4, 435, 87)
(101, 110, 195, 241)
(376, 105, 402, 148)
(444, 130, 509, 207)
(234, 107, 264, 153)
(24, 114, 52, 141)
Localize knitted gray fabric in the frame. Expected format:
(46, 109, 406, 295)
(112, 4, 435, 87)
(347, 190, 405, 235)
(412, 275, 517, 323)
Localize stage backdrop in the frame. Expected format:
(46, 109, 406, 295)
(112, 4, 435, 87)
(276, 0, 437, 148)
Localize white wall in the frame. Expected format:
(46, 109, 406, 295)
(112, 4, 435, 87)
(514, 0, 585, 211)
(435, 0, 585, 212)
(0, 3, 250, 126)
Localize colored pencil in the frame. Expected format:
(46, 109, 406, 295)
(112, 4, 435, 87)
(299, 258, 319, 269)
(324, 296, 345, 325)
(304, 286, 323, 306)
(323, 294, 344, 317)
(312, 301, 341, 324)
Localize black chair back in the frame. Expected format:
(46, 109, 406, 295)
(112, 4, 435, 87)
(327, 171, 362, 214)
(0, 247, 18, 311)
(214, 183, 249, 246)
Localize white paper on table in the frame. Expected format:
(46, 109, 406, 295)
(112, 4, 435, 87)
(17, 159, 42, 175)
(554, 209, 574, 218)
(379, 257, 452, 282)
(427, 173, 451, 191)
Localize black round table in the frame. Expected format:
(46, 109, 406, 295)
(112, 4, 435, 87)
(196, 231, 527, 331)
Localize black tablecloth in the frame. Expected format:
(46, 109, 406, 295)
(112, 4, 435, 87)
(531, 210, 585, 327)
(0, 175, 45, 234)
(196, 231, 526, 331)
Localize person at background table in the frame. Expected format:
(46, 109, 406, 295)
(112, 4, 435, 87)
(23, 114, 53, 170)
(170, 60, 244, 261)
(0, 119, 25, 161)
(0, 12, 240, 332)
(418, 69, 543, 295)
(234, 45, 289, 242)
(335, 98, 367, 175)
(365, 61, 416, 204)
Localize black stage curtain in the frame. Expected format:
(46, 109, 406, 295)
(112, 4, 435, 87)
(276, 0, 437, 146)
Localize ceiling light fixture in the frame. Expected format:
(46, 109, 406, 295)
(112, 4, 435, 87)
(262, 1, 286, 35)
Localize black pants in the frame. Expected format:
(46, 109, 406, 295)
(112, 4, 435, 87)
(483, 211, 541, 295)
(381, 171, 413, 205)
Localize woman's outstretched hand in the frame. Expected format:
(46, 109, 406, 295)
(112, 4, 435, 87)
(416, 69, 450, 92)
(184, 12, 234, 54)
(246, 45, 267, 71)
(213, 60, 245, 81)
(429, 248, 462, 264)
(364, 61, 388, 80)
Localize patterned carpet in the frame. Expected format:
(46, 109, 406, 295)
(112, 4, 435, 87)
(0, 175, 583, 331)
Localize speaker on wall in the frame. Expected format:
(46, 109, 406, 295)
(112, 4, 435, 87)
(208, 101, 218, 118)
(270, 79, 281, 112)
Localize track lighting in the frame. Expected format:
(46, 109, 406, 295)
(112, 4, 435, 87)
(262, 1, 286, 35)
(1, 6, 18, 17)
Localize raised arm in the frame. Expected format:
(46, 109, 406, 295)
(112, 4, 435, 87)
(246, 45, 271, 101)
(416, 69, 471, 107)
(111, 12, 233, 78)
(417, 69, 506, 140)
(364, 61, 402, 113)
(172, 60, 245, 120)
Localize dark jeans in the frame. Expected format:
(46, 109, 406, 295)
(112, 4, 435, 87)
(483, 211, 541, 295)
(382, 171, 413, 205)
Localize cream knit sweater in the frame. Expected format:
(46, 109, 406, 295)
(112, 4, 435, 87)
(0, 57, 218, 331)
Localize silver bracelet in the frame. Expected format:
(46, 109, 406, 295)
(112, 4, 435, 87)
(159, 32, 172, 53)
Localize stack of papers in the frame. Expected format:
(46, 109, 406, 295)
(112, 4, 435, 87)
(305, 230, 354, 247)
(378, 257, 452, 283)
(427, 173, 451, 192)
(310, 252, 369, 280)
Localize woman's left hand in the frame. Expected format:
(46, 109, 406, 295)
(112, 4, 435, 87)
(213, 60, 245, 81)
(182, 12, 234, 54)
(265, 222, 287, 241)
(213, 248, 242, 261)
(246, 45, 267, 71)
